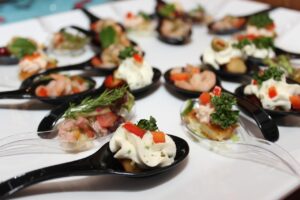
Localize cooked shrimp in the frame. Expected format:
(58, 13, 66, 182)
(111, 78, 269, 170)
(190, 70, 216, 92)
(160, 18, 191, 38)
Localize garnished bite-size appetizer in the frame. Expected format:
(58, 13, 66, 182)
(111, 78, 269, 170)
(169, 64, 216, 92)
(181, 86, 239, 141)
(234, 36, 275, 61)
(57, 86, 135, 151)
(19, 52, 57, 80)
(246, 13, 276, 38)
(109, 116, 176, 172)
(124, 11, 156, 34)
(50, 29, 89, 55)
(244, 67, 300, 111)
(202, 38, 246, 73)
(104, 46, 154, 90)
(6, 37, 39, 59)
(35, 74, 92, 97)
(209, 15, 246, 34)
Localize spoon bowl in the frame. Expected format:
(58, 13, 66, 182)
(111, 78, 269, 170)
(0, 134, 189, 199)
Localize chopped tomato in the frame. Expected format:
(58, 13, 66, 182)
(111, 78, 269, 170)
(199, 92, 211, 105)
(212, 86, 222, 96)
(36, 86, 48, 97)
(91, 56, 102, 67)
(96, 112, 118, 128)
(268, 86, 277, 98)
(123, 122, 146, 138)
(133, 53, 143, 63)
(290, 95, 300, 110)
(126, 12, 134, 19)
(152, 131, 166, 143)
(170, 72, 189, 81)
(237, 34, 257, 41)
(252, 79, 258, 85)
(72, 86, 80, 94)
(24, 52, 40, 61)
(104, 75, 125, 89)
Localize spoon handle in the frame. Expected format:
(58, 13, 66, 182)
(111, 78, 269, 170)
(223, 89, 279, 142)
(0, 88, 32, 99)
(275, 47, 300, 59)
(80, 7, 100, 23)
(0, 159, 92, 199)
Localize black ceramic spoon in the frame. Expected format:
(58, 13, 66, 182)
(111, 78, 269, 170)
(207, 7, 277, 35)
(0, 75, 96, 105)
(0, 134, 189, 199)
(163, 67, 279, 141)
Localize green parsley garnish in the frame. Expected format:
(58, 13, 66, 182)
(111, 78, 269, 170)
(99, 26, 117, 49)
(233, 37, 274, 49)
(7, 37, 37, 58)
(137, 116, 158, 131)
(253, 67, 285, 85)
(63, 86, 128, 119)
(138, 11, 151, 21)
(210, 93, 239, 129)
(248, 13, 273, 28)
(158, 3, 176, 18)
(118, 46, 138, 60)
(264, 55, 294, 75)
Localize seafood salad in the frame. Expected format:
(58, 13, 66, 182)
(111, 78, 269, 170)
(156, 0, 192, 44)
(124, 11, 156, 33)
(246, 13, 276, 38)
(57, 86, 135, 151)
(181, 86, 239, 141)
(109, 116, 176, 172)
(51, 29, 89, 55)
(104, 46, 154, 90)
(244, 67, 300, 111)
(202, 38, 246, 73)
(209, 15, 246, 33)
(169, 64, 216, 92)
(35, 74, 92, 97)
(19, 52, 57, 80)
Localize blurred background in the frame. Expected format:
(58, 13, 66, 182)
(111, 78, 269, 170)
(0, 0, 299, 24)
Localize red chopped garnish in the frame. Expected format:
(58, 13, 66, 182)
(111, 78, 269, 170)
(268, 86, 277, 98)
(96, 112, 118, 128)
(72, 86, 80, 94)
(237, 34, 257, 41)
(212, 86, 222, 96)
(199, 92, 211, 105)
(252, 79, 258, 85)
(152, 131, 166, 143)
(126, 12, 134, 19)
(91, 56, 102, 67)
(290, 95, 300, 110)
(104, 75, 125, 89)
(123, 122, 146, 138)
(36, 86, 48, 97)
(133, 53, 143, 63)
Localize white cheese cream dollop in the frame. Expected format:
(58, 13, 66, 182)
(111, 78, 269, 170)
(244, 76, 300, 110)
(109, 124, 176, 168)
(114, 57, 154, 90)
(242, 44, 275, 59)
(202, 41, 242, 70)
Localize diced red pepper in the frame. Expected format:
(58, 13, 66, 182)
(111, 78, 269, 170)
(123, 122, 146, 138)
(126, 12, 134, 19)
(91, 56, 102, 67)
(252, 79, 258, 85)
(290, 95, 300, 110)
(268, 86, 277, 98)
(104, 75, 125, 89)
(199, 92, 211, 105)
(96, 112, 118, 128)
(72, 86, 80, 94)
(152, 131, 166, 143)
(36, 86, 48, 97)
(212, 86, 222, 96)
(133, 53, 143, 63)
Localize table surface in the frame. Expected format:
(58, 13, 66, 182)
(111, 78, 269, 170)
(1, 0, 300, 199)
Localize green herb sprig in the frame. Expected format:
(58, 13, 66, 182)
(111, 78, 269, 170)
(137, 116, 158, 131)
(210, 93, 239, 129)
(253, 67, 285, 85)
(99, 26, 117, 49)
(264, 55, 294, 75)
(138, 12, 151, 21)
(233, 37, 274, 49)
(7, 37, 37, 58)
(118, 46, 138, 60)
(158, 4, 176, 18)
(248, 13, 274, 28)
(64, 86, 128, 119)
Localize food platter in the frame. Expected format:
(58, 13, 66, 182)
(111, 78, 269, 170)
(1, 0, 300, 199)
